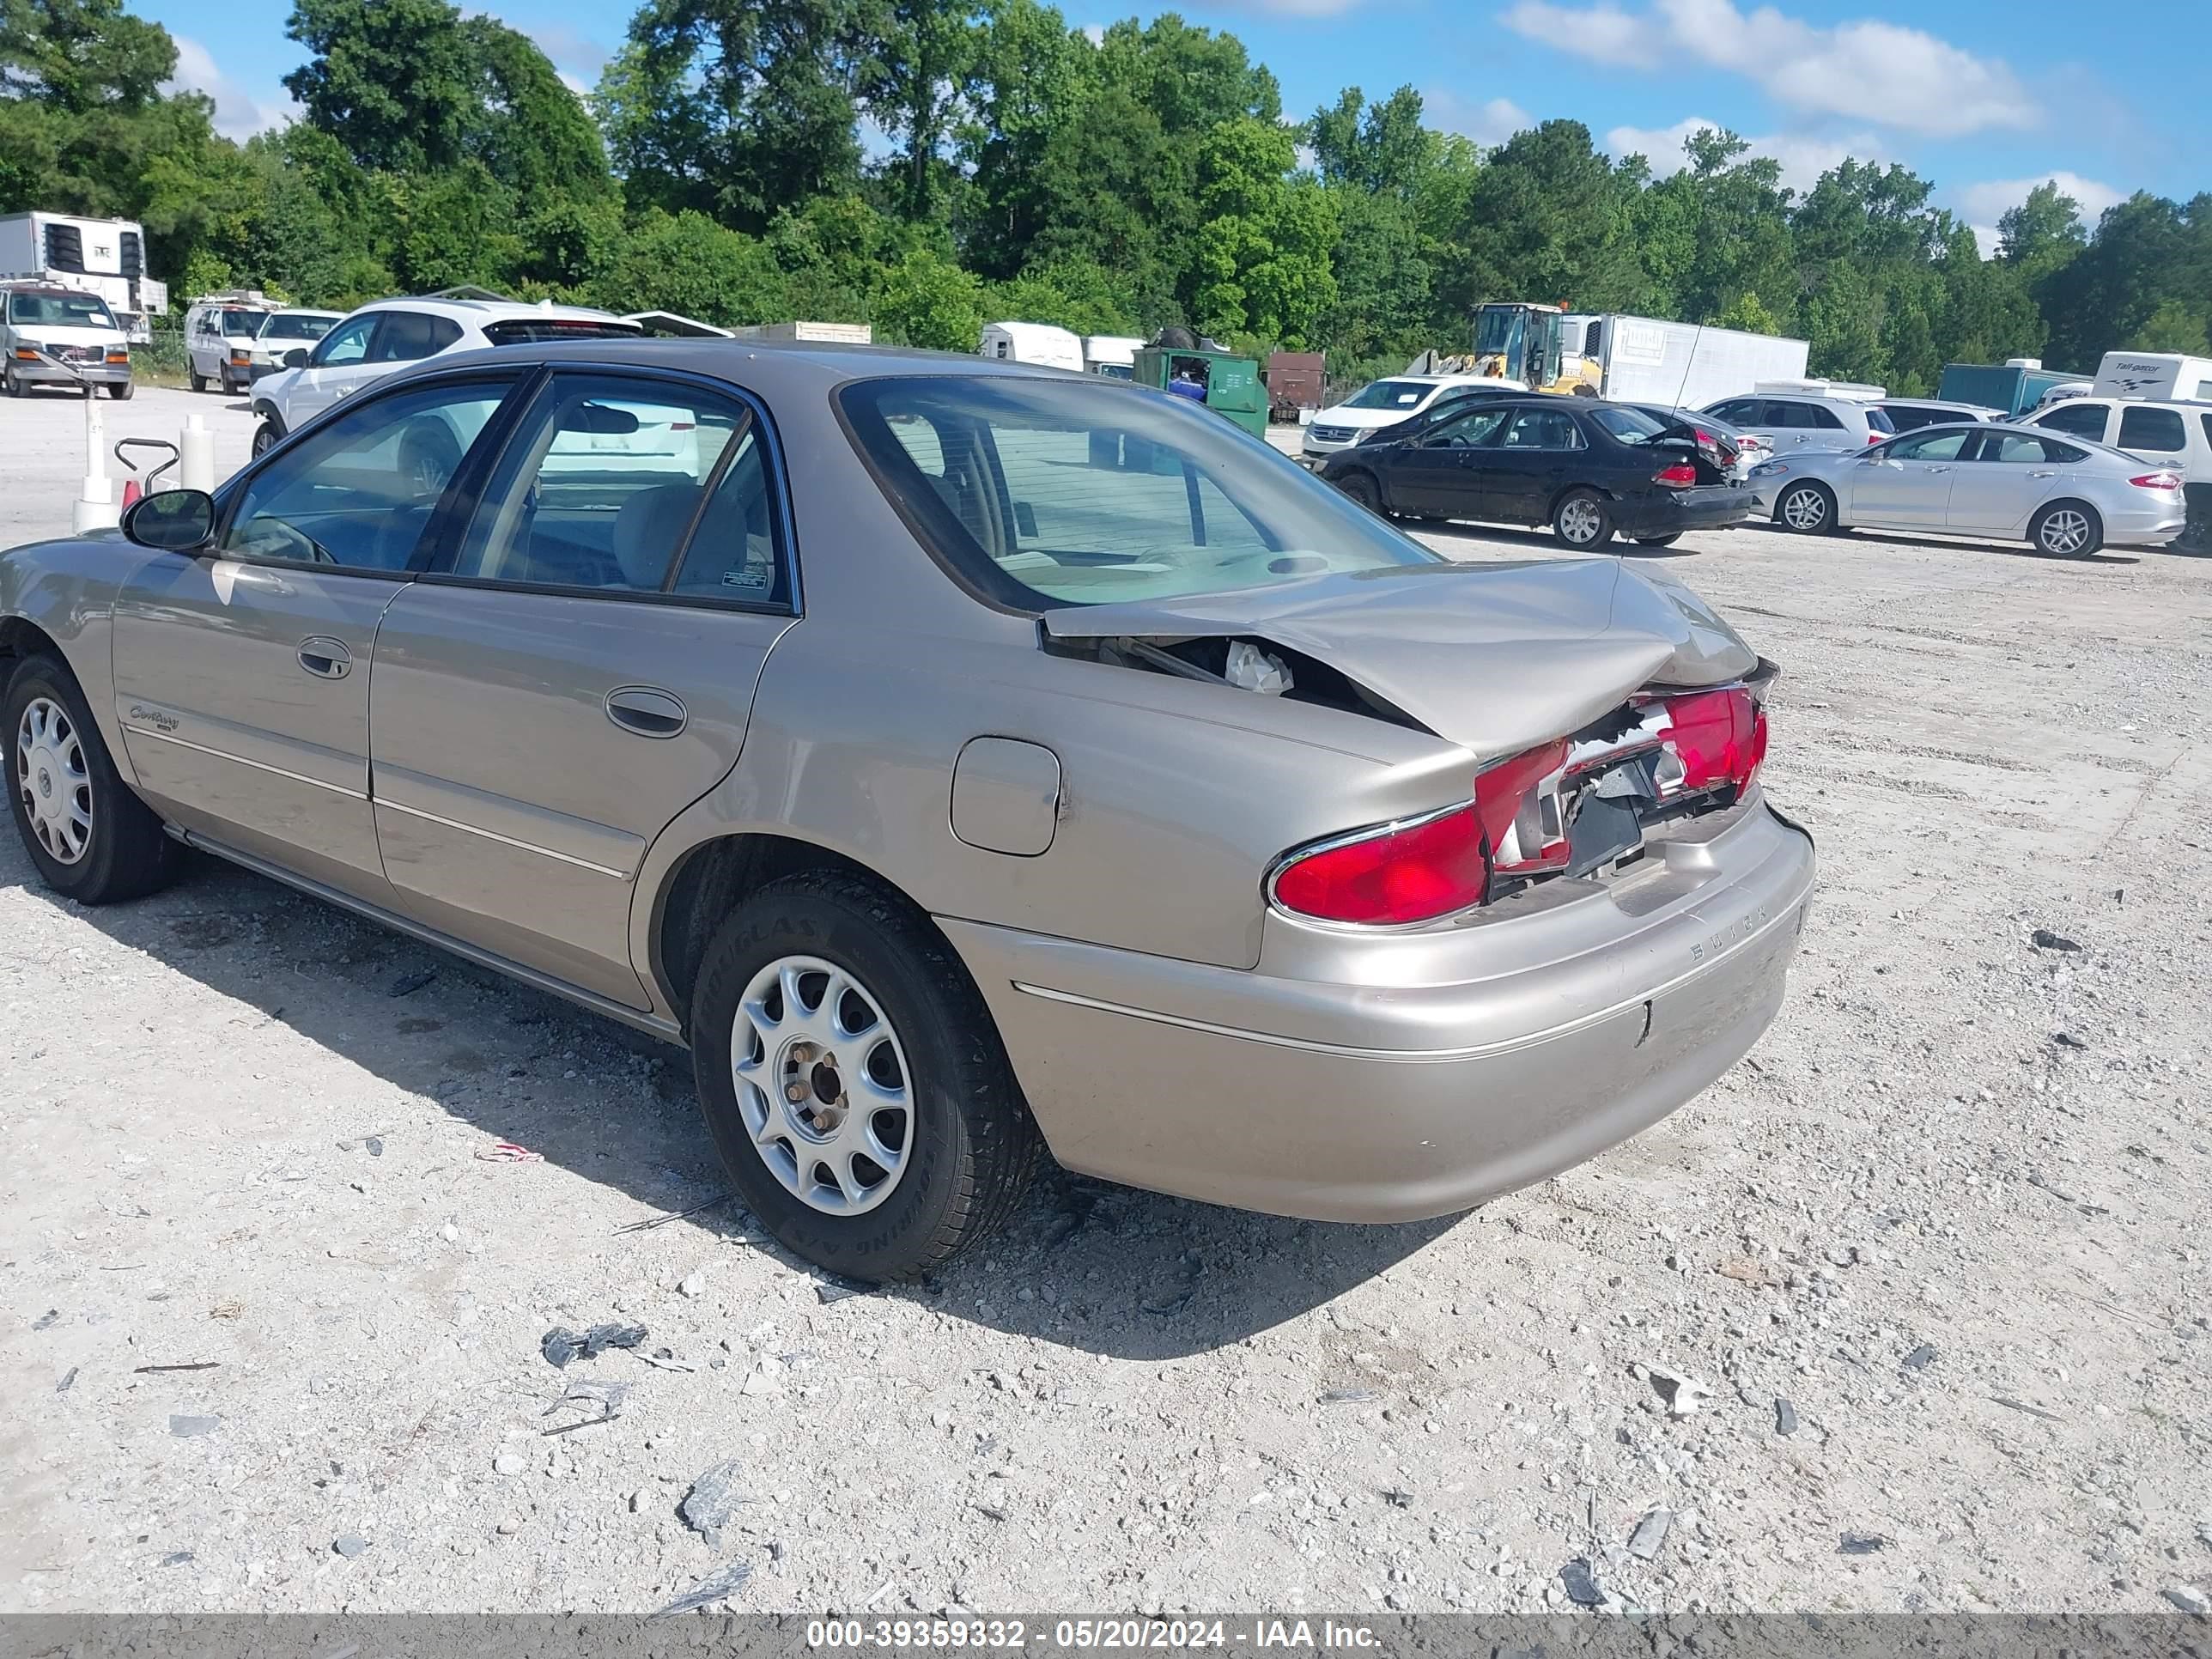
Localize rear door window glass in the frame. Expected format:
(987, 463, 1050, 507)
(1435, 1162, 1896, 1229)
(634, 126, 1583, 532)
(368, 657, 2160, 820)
(1501, 409, 1584, 450)
(2037, 401, 2110, 441)
(2117, 406, 2186, 452)
(1808, 404, 1846, 430)
(368, 311, 457, 363)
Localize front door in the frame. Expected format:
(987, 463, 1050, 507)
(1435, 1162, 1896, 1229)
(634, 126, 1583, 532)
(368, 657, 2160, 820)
(368, 369, 798, 1007)
(1382, 405, 1509, 518)
(1846, 428, 1972, 527)
(1486, 404, 1588, 525)
(112, 372, 522, 901)
(281, 312, 385, 426)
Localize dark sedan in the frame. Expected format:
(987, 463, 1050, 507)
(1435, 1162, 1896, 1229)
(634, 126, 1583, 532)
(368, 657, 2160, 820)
(1352, 383, 1528, 447)
(1318, 398, 1757, 550)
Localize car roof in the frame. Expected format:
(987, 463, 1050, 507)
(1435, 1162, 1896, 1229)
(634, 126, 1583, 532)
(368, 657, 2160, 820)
(383, 336, 1115, 396)
(347, 295, 633, 327)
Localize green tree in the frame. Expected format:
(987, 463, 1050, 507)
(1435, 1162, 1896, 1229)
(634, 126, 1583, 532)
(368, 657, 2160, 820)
(460, 15, 612, 199)
(873, 246, 985, 349)
(592, 208, 789, 324)
(1996, 180, 2085, 283)
(1451, 121, 1641, 320)
(2126, 297, 2210, 355)
(858, 0, 977, 221)
(1184, 114, 1334, 345)
(284, 0, 479, 173)
(1712, 290, 1783, 335)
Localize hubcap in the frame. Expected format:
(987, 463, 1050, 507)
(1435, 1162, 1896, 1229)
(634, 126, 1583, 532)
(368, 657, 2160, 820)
(15, 697, 92, 866)
(732, 955, 913, 1216)
(1559, 497, 1601, 544)
(1783, 487, 1826, 531)
(2043, 509, 2089, 555)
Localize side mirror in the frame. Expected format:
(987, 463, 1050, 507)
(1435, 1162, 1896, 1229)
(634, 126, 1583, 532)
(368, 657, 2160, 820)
(122, 489, 216, 552)
(283, 349, 309, 370)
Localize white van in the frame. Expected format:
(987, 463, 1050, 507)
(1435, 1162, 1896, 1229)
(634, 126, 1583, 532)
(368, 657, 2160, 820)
(979, 320, 1084, 374)
(2024, 396, 2212, 545)
(1083, 334, 1143, 380)
(1, 282, 133, 398)
(185, 292, 278, 392)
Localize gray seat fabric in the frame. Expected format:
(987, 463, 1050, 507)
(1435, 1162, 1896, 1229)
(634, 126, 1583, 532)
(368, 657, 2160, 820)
(610, 483, 702, 588)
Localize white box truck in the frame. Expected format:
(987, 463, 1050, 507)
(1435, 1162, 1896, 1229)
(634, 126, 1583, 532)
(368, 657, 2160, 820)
(1558, 313, 1811, 406)
(980, 320, 1084, 373)
(0, 211, 166, 342)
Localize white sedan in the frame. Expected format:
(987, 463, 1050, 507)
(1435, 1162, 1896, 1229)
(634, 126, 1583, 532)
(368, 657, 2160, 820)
(1750, 422, 2185, 558)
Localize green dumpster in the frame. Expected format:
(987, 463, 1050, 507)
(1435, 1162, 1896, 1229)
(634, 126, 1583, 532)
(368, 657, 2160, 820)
(1131, 345, 1267, 439)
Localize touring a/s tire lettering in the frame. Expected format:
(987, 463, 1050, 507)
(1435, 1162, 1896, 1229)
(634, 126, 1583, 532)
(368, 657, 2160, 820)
(687, 870, 1044, 1283)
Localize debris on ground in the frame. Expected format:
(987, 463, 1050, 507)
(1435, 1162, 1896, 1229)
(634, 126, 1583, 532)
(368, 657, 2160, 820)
(159, 1552, 193, 1567)
(652, 1559, 754, 1619)
(634, 1346, 696, 1373)
(612, 1194, 735, 1235)
(1320, 1388, 1379, 1405)
(1382, 1487, 1414, 1509)
(1775, 1397, 1799, 1437)
(1839, 1533, 1887, 1556)
(2053, 1031, 2087, 1049)
(2030, 928, 2082, 952)
(678, 1272, 705, 1298)
(679, 1459, 752, 1544)
(57, 1367, 78, 1394)
(1991, 1396, 2063, 1422)
(813, 1279, 870, 1306)
(543, 1378, 630, 1435)
(1558, 1559, 1604, 1607)
(167, 1415, 221, 1437)
(1628, 1508, 1673, 1560)
(474, 1141, 543, 1163)
(540, 1322, 648, 1369)
(1902, 1343, 1937, 1371)
(331, 1534, 368, 1559)
(388, 969, 438, 997)
(1716, 1256, 1783, 1287)
(31, 1310, 58, 1330)
(134, 1362, 218, 1374)
(2160, 1585, 2207, 1617)
(1644, 1365, 1714, 1417)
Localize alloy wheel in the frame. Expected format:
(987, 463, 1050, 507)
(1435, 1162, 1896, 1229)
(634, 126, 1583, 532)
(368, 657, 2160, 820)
(2040, 507, 2091, 556)
(15, 696, 92, 866)
(731, 954, 915, 1216)
(1781, 485, 1828, 532)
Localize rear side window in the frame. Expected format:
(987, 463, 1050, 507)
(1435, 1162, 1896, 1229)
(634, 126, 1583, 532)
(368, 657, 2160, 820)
(1707, 399, 1755, 422)
(2202, 414, 2212, 452)
(1807, 404, 1844, 430)
(2117, 406, 2186, 453)
(367, 311, 451, 362)
(1501, 408, 1585, 450)
(2037, 401, 2110, 441)
(1864, 407, 1895, 434)
(1979, 432, 2078, 464)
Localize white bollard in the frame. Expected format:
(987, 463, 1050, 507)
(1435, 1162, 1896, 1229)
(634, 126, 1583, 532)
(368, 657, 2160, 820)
(179, 411, 215, 493)
(71, 385, 118, 533)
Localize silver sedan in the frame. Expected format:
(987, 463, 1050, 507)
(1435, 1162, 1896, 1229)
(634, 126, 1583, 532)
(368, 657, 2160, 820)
(1751, 422, 2187, 556)
(3, 341, 1814, 1281)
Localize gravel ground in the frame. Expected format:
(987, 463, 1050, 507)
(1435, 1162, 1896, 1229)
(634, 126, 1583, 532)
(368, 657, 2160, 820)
(3, 399, 2209, 1618)
(0, 384, 256, 547)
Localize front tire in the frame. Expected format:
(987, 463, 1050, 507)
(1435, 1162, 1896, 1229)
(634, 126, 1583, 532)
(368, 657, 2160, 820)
(3, 364, 23, 398)
(189, 369, 207, 393)
(5, 655, 181, 905)
(251, 420, 281, 459)
(1334, 471, 1383, 515)
(690, 872, 1044, 1282)
(1634, 532, 1682, 547)
(2031, 501, 2101, 559)
(1776, 480, 1837, 534)
(1553, 488, 1614, 549)
(106, 380, 133, 401)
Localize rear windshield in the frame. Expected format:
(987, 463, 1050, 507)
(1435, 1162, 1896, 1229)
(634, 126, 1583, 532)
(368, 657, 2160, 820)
(1587, 405, 1668, 444)
(8, 290, 116, 328)
(1866, 406, 1896, 434)
(1343, 379, 1434, 410)
(838, 374, 1438, 609)
(261, 313, 336, 341)
(481, 319, 641, 346)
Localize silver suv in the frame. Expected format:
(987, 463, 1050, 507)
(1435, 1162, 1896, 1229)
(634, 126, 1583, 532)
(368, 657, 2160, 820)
(1701, 392, 1894, 452)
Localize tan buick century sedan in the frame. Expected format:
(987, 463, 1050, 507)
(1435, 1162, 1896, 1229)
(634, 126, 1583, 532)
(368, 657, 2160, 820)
(1, 340, 1815, 1279)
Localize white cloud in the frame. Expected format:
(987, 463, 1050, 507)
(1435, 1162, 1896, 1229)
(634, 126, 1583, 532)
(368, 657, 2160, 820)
(1424, 90, 1533, 147)
(165, 34, 295, 140)
(1969, 224, 2001, 258)
(1603, 116, 1882, 193)
(1504, 0, 2033, 139)
(1954, 171, 2124, 228)
(1081, 22, 1105, 45)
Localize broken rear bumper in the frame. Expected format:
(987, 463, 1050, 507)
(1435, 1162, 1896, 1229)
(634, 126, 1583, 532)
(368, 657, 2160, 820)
(941, 798, 1815, 1223)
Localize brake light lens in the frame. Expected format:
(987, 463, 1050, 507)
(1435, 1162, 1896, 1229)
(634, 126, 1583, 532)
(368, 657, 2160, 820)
(1270, 804, 1489, 925)
(1475, 737, 1571, 877)
(1654, 461, 1698, 487)
(2130, 471, 2181, 490)
(1661, 686, 1766, 791)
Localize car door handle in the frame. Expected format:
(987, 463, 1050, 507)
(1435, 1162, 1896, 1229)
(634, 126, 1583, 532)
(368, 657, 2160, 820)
(605, 685, 687, 738)
(297, 637, 351, 679)
(1926, 466, 1953, 474)
(2029, 470, 2057, 478)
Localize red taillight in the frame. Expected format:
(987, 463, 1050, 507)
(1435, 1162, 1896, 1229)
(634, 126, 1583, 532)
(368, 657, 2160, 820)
(1654, 461, 1698, 486)
(1270, 804, 1490, 925)
(1662, 686, 1765, 791)
(1865, 432, 1881, 444)
(2130, 471, 2181, 490)
(1474, 737, 1571, 878)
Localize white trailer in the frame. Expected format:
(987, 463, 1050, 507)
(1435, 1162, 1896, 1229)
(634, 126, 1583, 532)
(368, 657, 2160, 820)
(2092, 350, 2212, 403)
(1559, 313, 1810, 406)
(1083, 334, 1144, 378)
(980, 320, 1084, 374)
(0, 211, 165, 342)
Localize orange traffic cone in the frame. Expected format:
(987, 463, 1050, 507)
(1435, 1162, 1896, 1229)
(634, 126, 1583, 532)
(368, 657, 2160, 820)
(120, 478, 141, 508)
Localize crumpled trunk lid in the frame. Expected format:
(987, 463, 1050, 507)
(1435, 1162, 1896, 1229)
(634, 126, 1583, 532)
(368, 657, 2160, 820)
(1039, 558, 1756, 757)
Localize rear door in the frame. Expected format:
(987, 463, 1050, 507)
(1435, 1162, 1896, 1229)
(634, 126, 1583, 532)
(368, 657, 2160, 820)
(112, 370, 524, 902)
(368, 368, 799, 1008)
(1484, 405, 1588, 524)
(1945, 429, 2075, 532)
(1847, 427, 1972, 526)
(2113, 404, 2189, 468)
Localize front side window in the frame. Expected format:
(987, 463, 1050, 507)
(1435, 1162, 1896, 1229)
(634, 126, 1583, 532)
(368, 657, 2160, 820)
(2036, 401, 2109, 441)
(313, 315, 377, 368)
(1344, 379, 1433, 411)
(2117, 406, 2186, 453)
(1501, 408, 1585, 450)
(221, 377, 516, 570)
(1422, 408, 1510, 448)
(1886, 429, 1973, 462)
(448, 374, 770, 596)
(839, 375, 1437, 608)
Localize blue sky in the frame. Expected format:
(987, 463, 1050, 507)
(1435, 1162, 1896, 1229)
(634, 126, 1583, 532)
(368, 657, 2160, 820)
(155, 0, 2203, 253)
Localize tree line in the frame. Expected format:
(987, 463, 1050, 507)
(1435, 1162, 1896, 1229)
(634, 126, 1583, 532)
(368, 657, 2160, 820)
(3, 0, 2206, 392)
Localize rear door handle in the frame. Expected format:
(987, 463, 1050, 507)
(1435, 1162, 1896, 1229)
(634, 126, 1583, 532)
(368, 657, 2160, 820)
(1927, 466, 1953, 475)
(605, 685, 688, 738)
(2029, 470, 2057, 478)
(297, 637, 350, 679)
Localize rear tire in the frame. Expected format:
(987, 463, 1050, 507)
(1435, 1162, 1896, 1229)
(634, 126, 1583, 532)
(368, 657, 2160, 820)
(5, 655, 181, 905)
(251, 420, 281, 459)
(1634, 532, 1682, 547)
(1775, 480, 1837, 535)
(189, 369, 207, 393)
(1553, 488, 1614, 550)
(2031, 500, 2101, 559)
(689, 872, 1045, 1282)
(1334, 471, 1382, 514)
